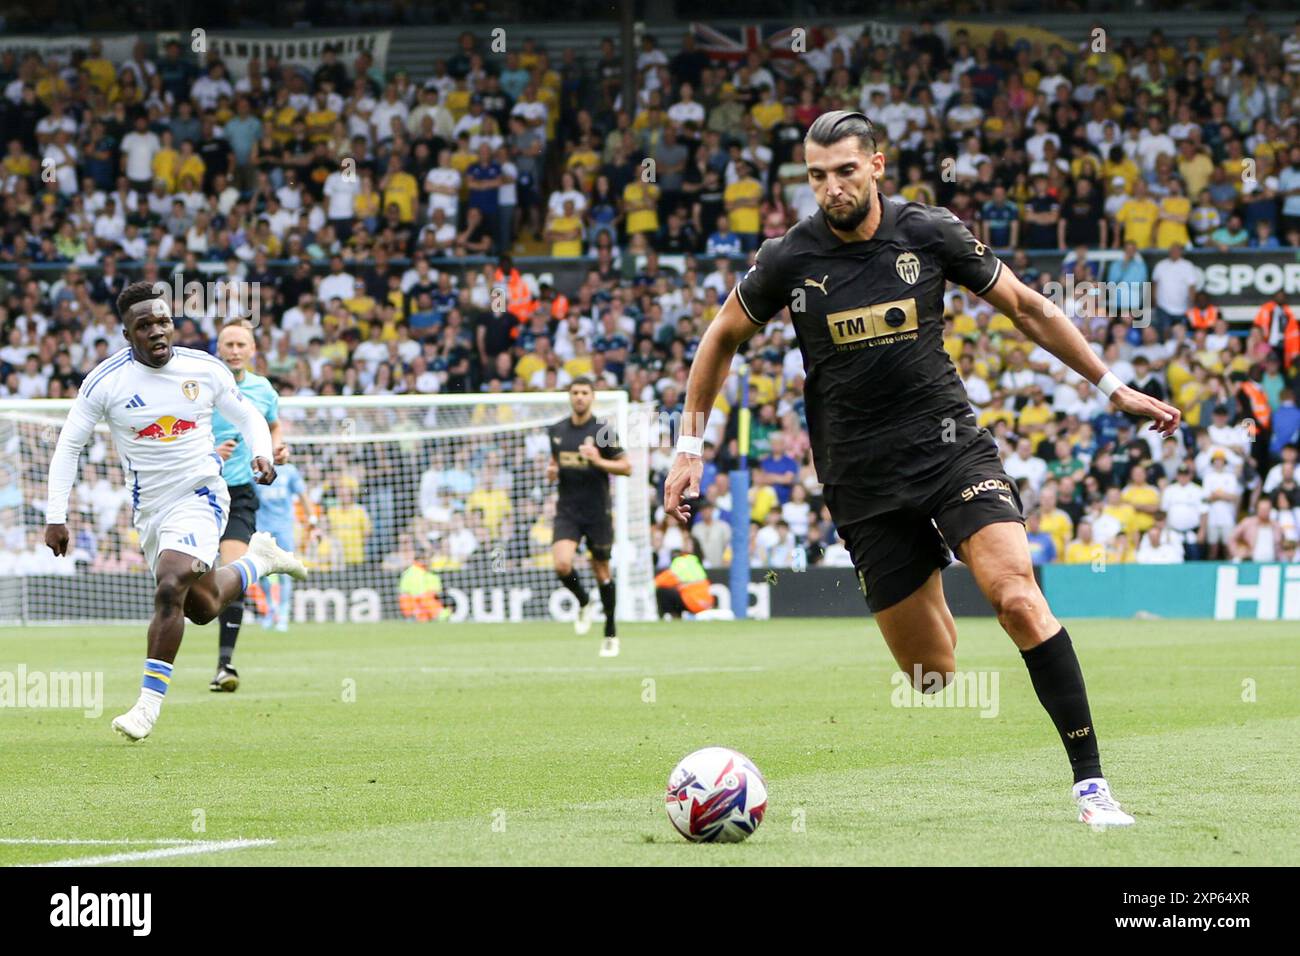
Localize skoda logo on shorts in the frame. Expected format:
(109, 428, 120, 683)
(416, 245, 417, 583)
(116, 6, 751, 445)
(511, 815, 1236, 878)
(895, 252, 920, 285)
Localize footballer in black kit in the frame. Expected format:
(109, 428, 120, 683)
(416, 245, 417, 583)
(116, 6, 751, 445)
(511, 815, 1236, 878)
(664, 111, 1181, 826)
(736, 177, 1019, 612)
(546, 378, 631, 655)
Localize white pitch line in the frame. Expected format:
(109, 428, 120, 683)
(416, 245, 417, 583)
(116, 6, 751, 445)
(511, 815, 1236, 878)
(24, 838, 275, 867)
(419, 665, 767, 674)
(0, 838, 202, 846)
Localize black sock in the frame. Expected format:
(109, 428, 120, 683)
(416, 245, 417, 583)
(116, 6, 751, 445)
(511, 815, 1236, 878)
(1020, 627, 1103, 784)
(218, 603, 243, 667)
(598, 579, 616, 637)
(558, 570, 589, 606)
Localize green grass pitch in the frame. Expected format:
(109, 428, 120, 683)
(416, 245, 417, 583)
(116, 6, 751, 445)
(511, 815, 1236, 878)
(1, 618, 1296, 866)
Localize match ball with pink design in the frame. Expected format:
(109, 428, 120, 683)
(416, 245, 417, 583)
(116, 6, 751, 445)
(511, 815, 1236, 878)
(665, 747, 767, 843)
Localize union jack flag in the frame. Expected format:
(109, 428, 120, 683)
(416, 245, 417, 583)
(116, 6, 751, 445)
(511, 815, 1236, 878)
(689, 22, 818, 71)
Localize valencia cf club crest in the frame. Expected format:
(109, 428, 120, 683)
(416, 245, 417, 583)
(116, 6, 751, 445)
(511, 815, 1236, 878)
(895, 252, 920, 285)
(182, 380, 199, 401)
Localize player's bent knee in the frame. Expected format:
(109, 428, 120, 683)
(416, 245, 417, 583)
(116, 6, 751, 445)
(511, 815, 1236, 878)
(989, 576, 1047, 635)
(153, 574, 190, 613)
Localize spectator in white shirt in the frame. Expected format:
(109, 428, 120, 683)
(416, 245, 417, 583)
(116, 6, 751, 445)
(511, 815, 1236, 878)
(190, 63, 234, 112)
(1151, 242, 1198, 333)
(1201, 449, 1242, 559)
(318, 256, 357, 305)
(1137, 511, 1186, 563)
(323, 167, 360, 231)
(1004, 437, 1049, 491)
(424, 149, 461, 223)
(1160, 463, 1207, 558)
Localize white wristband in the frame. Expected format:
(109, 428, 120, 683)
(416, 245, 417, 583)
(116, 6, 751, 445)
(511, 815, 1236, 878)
(1097, 371, 1123, 398)
(676, 435, 704, 457)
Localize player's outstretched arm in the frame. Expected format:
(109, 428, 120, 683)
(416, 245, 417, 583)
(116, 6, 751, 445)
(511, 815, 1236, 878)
(213, 369, 277, 483)
(44, 394, 101, 554)
(979, 266, 1181, 438)
(664, 288, 762, 523)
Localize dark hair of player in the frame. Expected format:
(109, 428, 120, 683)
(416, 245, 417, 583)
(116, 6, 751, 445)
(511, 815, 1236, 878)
(569, 376, 595, 391)
(805, 110, 877, 154)
(116, 280, 161, 323)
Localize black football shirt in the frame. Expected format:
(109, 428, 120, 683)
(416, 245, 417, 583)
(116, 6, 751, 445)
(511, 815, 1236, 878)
(736, 196, 1002, 487)
(547, 415, 625, 518)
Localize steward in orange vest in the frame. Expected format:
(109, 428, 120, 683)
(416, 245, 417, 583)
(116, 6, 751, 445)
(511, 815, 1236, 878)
(1253, 294, 1300, 372)
(493, 255, 536, 324)
(654, 549, 715, 617)
(1234, 375, 1272, 431)
(1186, 295, 1218, 330)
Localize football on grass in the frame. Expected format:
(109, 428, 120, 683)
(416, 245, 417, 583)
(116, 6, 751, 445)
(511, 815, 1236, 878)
(664, 746, 767, 843)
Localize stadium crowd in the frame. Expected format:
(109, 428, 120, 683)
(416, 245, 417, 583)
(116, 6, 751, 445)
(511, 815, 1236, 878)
(1, 17, 1300, 576)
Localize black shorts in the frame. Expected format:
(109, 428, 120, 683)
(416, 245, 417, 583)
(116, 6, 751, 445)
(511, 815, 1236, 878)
(824, 436, 1023, 613)
(553, 509, 614, 563)
(222, 483, 260, 545)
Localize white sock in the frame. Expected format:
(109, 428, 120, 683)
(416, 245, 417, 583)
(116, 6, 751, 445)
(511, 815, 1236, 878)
(137, 687, 165, 720)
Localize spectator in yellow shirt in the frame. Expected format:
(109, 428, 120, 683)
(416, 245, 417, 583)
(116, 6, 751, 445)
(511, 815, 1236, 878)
(563, 338, 595, 379)
(1121, 464, 1161, 535)
(750, 85, 784, 131)
(977, 390, 1017, 430)
(725, 161, 763, 251)
(151, 130, 180, 191)
(1106, 530, 1136, 564)
(1103, 148, 1140, 193)
(1154, 179, 1191, 249)
(546, 198, 584, 257)
(1177, 140, 1214, 197)
(1102, 486, 1140, 539)
(1038, 485, 1075, 556)
(176, 140, 206, 190)
(305, 92, 339, 144)
(1016, 387, 1055, 446)
(1063, 520, 1104, 565)
(623, 179, 660, 236)
(81, 39, 117, 93)
(468, 487, 511, 537)
(749, 483, 779, 523)
(565, 134, 601, 192)
(327, 477, 372, 565)
(1116, 180, 1159, 248)
(380, 154, 418, 223)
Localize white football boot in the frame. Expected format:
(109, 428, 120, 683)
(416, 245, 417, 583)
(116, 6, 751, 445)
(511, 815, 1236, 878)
(1073, 777, 1135, 827)
(111, 702, 156, 741)
(573, 600, 595, 636)
(249, 531, 308, 581)
(599, 637, 620, 658)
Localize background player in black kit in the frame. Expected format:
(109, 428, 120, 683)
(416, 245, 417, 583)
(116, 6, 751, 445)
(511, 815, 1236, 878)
(547, 378, 632, 656)
(664, 112, 1182, 827)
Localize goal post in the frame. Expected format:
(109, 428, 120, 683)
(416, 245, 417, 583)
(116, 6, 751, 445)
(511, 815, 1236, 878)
(0, 392, 656, 627)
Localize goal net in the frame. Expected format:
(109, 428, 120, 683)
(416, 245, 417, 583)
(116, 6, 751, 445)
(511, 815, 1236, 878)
(0, 392, 656, 626)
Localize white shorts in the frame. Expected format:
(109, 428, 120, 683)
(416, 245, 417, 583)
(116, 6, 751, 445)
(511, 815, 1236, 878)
(1206, 520, 1233, 546)
(135, 479, 231, 576)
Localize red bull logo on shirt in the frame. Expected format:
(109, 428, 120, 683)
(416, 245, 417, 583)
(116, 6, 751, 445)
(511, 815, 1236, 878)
(135, 416, 198, 442)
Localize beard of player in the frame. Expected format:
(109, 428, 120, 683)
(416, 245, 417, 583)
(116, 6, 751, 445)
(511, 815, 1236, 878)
(821, 163, 877, 232)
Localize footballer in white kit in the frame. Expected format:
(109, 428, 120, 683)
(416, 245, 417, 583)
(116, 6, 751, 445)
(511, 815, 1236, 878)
(44, 282, 307, 741)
